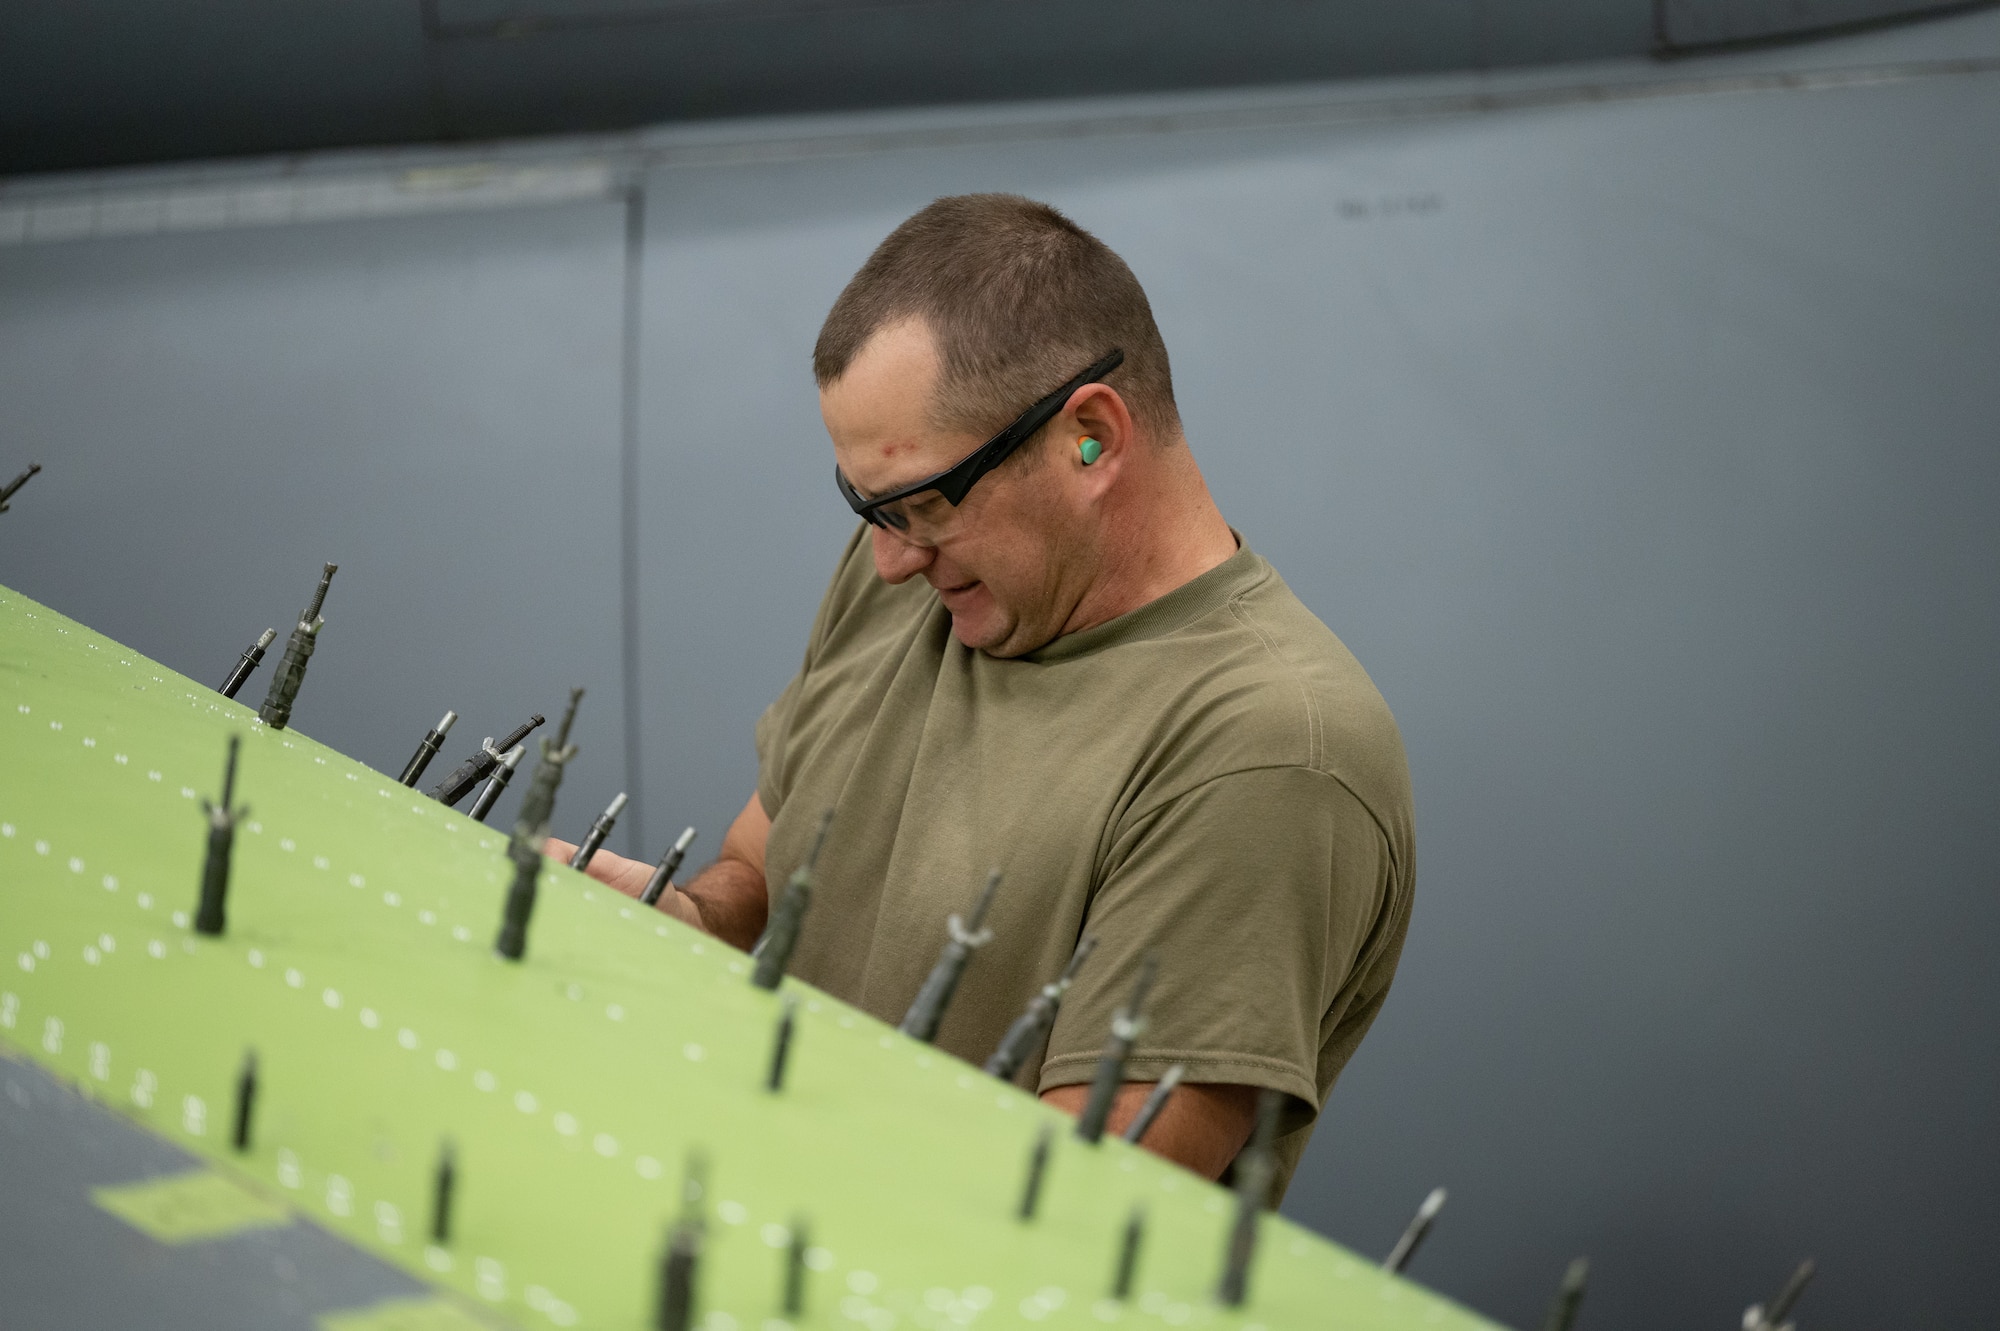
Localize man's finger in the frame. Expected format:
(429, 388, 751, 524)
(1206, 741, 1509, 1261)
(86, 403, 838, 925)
(587, 848, 655, 898)
(653, 885, 702, 930)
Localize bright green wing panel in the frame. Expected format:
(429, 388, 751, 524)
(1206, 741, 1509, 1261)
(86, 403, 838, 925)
(0, 584, 1501, 1331)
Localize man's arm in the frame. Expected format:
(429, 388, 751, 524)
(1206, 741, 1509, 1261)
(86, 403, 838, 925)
(674, 793, 771, 949)
(1040, 1081, 1258, 1181)
(551, 793, 1259, 1175)
(543, 791, 771, 950)
(1032, 768, 1394, 1196)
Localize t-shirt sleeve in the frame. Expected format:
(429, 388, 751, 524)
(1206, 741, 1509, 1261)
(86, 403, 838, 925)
(754, 677, 802, 820)
(757, 524, 874, 820)
(1037, 764, 1392, 1118)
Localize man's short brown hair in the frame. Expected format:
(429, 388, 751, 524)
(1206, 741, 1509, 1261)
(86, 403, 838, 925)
(814, 194, 1181, 442)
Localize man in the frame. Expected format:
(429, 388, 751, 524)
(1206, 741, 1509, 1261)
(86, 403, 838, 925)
(553, 194, 1413, 1200)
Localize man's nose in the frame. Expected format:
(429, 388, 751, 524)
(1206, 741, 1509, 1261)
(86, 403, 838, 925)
(871, 525, 935, 584)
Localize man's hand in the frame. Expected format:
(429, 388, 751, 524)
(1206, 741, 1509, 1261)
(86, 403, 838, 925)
(1040, 1080, 1259, 1180)
(537, 836, 652, 897)
(540, 835, 704, 930)
(541, 792, 772, 950)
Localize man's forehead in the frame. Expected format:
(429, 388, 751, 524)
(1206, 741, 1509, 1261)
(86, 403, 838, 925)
(842, 316, 939, 387)
(822, 318, 972, 486)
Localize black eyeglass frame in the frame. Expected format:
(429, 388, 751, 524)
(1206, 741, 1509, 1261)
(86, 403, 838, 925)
(835, 347, 1125, 530)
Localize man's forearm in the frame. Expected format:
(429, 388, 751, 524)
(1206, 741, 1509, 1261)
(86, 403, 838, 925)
(675, 858, 768, 952)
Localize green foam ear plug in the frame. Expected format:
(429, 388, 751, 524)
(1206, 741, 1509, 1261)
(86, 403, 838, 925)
(1079, 437, 1102, 464)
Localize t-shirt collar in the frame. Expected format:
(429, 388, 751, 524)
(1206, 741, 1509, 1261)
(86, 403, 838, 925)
(1022, 534, 1263, 665)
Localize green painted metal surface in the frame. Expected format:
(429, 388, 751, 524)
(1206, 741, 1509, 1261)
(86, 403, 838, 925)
(0, 583, 1501, 1331)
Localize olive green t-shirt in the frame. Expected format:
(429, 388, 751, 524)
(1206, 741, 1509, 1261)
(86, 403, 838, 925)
(755, 528, 1414, 1197)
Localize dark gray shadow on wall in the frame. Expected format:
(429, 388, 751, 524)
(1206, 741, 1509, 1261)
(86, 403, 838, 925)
(1656, 0, 1996, 51)
(0, 1053, 433, 1330)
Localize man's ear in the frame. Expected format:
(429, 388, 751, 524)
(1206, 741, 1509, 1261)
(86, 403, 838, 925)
(1066, 384, 1137, 480)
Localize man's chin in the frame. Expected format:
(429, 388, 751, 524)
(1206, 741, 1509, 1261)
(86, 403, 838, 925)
(947, 608, 1020, 656)
(957, 614, 1056, 660)
(947, 611, 999, 648)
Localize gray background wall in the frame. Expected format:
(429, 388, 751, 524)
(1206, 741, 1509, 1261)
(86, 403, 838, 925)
(4, 0, 1983, 174)
(4, 10, 1998, 1328)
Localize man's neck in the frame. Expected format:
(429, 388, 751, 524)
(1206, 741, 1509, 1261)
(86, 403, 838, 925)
(1057, 449, 1239, 639)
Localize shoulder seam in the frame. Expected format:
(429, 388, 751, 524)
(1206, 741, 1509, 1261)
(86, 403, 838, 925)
(1224, 595, 1323, 770)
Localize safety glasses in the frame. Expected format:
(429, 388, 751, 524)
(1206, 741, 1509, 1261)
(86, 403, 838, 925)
(835, 348, 1124, 532)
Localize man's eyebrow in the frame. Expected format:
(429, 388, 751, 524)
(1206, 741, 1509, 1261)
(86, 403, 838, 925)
(861, 461, 948, 501)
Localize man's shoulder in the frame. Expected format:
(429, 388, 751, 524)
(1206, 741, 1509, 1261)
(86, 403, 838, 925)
(1226, 556, 1402, 756)
(1147, 552, 1411, 832)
